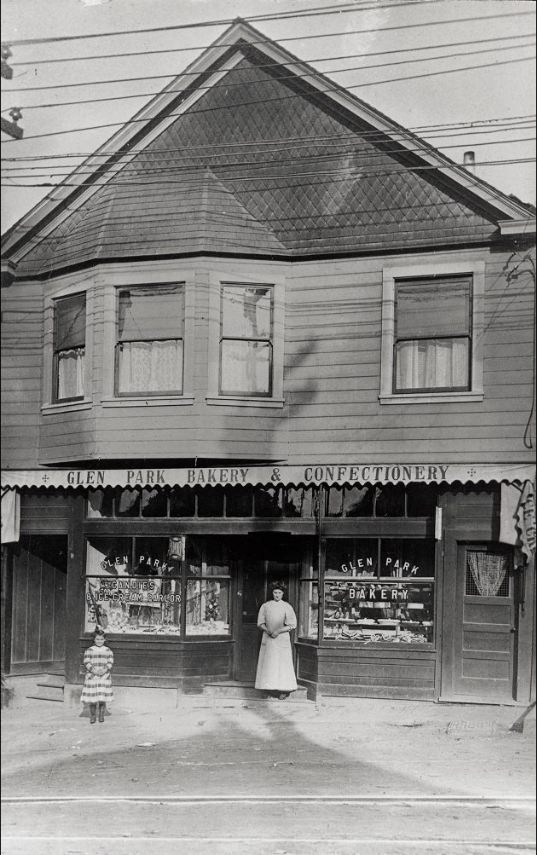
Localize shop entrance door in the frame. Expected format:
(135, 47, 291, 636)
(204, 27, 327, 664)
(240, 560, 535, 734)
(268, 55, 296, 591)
(441, 543, 517, 703)
(235, 536, 300, 683)
(8, 535, 67, 675)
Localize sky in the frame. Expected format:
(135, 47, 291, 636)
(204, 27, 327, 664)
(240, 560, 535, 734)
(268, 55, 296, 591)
(1, 0, 535, 234)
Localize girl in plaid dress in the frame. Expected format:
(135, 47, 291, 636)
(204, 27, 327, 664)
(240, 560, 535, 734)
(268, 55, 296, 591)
(81, 629, 114, 724)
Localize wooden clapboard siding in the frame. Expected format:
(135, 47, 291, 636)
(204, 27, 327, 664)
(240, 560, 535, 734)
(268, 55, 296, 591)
(2, 243, 534, 467)
(0, 282, 43, 468)
(285, 247, 534, 464)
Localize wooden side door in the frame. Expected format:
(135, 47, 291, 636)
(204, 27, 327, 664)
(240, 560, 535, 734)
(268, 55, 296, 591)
(8, 535, 67, 675)
(441, 542, 517, 703)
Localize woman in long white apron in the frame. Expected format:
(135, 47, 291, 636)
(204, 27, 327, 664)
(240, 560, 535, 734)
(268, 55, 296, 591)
(255, 583, 298, 699)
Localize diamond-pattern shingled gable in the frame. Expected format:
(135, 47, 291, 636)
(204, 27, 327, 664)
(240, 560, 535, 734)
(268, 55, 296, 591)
(17, 49, 498, 273)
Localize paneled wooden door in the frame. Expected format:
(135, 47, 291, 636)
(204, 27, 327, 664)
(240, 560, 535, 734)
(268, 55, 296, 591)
(441, 543, 517, 703)
(8, 535, 67, 675)
(234, 536, 300, 683)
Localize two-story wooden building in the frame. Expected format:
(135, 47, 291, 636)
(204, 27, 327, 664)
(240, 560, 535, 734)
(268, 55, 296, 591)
(1, 20, 535, 707)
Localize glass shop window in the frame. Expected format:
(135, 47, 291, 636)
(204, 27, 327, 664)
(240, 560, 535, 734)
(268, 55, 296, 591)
(298, 551, 319, 641)
(84, 535, 231, 637)
(53, 292, 86, 402)
(115, 284, 184, 396)
(284, 487, 314, 518)
(225, 486, 253, 517)
(220, 284, 273, 396)
(325, 484, 436, 517)
(394, 276, 471, 393)
(323, 537, 435, 645)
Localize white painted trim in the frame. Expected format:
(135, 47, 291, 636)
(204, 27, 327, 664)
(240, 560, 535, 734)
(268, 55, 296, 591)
(207, 265, 286, 404)
(41, 400, 93, 415)
(42, 281, 95, 408)
(101, 272, 195, 401)
(101, 397, 195, 408)
(380, 259, 485, 403)
(205, 396, 285, 408)
(499, 218, 536, 235)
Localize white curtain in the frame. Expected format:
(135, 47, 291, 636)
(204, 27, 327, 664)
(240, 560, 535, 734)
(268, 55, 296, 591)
(396, 339, 468, 390)
(58, 348, 84, 399)
(468, 551, 508, 597)
(118, 339, 183, 394)
(221, 340, 270, 394)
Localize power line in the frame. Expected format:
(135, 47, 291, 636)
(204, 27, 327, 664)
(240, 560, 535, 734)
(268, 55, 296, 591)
(2, 116, 535, 163)
(5, 41, 535, 113)
(0, 1, 495, 47)
(2, 54, 535, 145)
(2, 135, 534, 180)
(6, 32, 534, 92)
(2, 113, 535, 163)
(3, 156, 534, 188)
(5, 9, 535, 66)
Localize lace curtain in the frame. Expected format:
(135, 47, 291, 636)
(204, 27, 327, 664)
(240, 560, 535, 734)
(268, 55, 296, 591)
(468, 551, 508, 597)
(117, 339, 183, 394)
(396, 339, 468, 391)
(58, 347, 84, 399)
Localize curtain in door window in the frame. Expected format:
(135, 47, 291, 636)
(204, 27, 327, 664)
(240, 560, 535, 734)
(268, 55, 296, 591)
(468, 551, 508, 597)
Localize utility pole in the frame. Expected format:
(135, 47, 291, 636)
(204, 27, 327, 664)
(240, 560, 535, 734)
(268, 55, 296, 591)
(1, 45, 24, 139)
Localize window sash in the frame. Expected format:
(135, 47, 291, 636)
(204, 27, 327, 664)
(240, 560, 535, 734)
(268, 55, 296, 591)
(394, 337, 470, 393)
(54, 293, 86, 350)
(220, 339, 272, 396)
(115, 339, 184, 395)
(56, 347, 85, 401)
(394, 276, 472, 393)
(117, 285, 184, 342)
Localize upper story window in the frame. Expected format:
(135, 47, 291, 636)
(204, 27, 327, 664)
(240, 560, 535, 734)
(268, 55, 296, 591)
(394, 276, 471, 394)
(220, 284, 273, 397)
(115, 284, 184, 396)
(53, 292, 86, 402)
(380, 260, 484, 405)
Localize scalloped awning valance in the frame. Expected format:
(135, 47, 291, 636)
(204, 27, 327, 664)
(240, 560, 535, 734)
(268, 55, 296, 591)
(1, 462, 534, 490)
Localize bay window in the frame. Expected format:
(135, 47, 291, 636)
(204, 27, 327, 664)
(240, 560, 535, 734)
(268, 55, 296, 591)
(116, 284, 184, 396)
(53, 292, 86, 401)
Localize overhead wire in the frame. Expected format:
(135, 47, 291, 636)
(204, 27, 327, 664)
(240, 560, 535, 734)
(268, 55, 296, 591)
(5, 9, 535, 65)
(2, 54, 535, 144)
(2, 135, 535, 181)
(4, 41, 535, 113)
(2, 156, 534, 188)
(3, 116, 535, 166)
(0, 1, 517, 47)
(5, 32, 534, 93)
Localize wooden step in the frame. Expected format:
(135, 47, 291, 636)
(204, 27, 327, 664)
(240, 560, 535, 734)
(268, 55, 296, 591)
(203, 681, 309, 703)
(27, 673, 65, 703)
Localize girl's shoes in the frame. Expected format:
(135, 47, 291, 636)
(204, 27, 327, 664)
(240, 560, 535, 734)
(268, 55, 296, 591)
(89, 704, 97, 724)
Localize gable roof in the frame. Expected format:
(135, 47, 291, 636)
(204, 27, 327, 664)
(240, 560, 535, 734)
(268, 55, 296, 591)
(2, 19, 534, 276)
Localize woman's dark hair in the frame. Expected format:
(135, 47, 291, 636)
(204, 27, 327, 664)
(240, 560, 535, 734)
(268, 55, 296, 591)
(270, 581, 287, 594)
(93, 628, 106, 640)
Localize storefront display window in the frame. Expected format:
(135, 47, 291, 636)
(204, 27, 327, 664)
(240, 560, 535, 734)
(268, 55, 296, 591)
(84, 536, 231, 637)
(323, 538, 435, 644)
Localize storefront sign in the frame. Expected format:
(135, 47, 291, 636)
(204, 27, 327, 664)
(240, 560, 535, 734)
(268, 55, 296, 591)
(328, 580, 409, 601)
(1, 462, 534, 490)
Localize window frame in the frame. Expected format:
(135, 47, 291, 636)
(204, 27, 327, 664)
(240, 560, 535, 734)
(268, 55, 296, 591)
(393, 275, 473, 395)
(52, 291, 87, 404)
(206, 268, 285, 408)
(219, 283, 274, 398)
(380, 259, 484, 404)
(114, 282, 186, 398)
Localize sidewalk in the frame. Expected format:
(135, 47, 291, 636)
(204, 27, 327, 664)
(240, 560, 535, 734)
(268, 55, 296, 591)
(2, 692, 535, 801)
